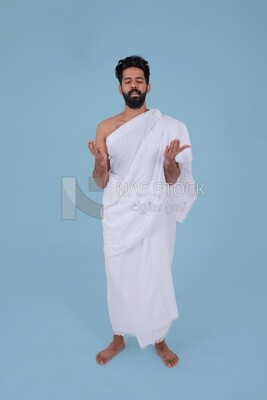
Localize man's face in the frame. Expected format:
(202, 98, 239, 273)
(119, 67, 150, 109)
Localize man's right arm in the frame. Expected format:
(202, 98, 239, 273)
(88, 122, 110, 189)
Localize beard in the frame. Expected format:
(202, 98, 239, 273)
(122, 88, 147, 109)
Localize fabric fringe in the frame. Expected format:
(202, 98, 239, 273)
(113, 319, 176, 349)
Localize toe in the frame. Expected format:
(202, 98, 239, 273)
(172, 356, 178, 367)
(166, 357, 175, 367)
(165, 358, 172, 368)
(99, 356, 106, 365)
(96, 352, 105, 364)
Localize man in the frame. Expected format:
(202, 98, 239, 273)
(88, 55, 196, 368)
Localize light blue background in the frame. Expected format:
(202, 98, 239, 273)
(1, 0, 266, 399)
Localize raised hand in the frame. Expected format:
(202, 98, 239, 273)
(87, 140, 109, 188)
(87, 140, 108, 168)
(163, 139, 190, 163)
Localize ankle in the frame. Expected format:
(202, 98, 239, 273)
(155, 339, 166, 347)
(113, 334, 124, 342)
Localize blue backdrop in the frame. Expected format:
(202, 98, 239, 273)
(1, 1, 266, 399)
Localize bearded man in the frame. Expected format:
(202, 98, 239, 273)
(88, 55, 196, 368)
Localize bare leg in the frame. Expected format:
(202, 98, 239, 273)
(155, 339, 179, 368)
(96, 334, 125, 365)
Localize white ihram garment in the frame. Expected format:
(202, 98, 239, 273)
(102, 109, 196, 348)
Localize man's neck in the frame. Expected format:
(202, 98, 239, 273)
(121, 104, 149, 121)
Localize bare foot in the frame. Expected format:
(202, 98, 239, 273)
(96, 335, 125, 365)
(155, 340, 179, 368)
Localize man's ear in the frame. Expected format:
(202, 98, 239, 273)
(118, 85, 122, 95)
(147, 83, 151, 94)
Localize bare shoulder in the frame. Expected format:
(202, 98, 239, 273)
(96, 113, 126, 140)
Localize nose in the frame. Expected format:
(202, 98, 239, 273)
(131, 83, 137, 88)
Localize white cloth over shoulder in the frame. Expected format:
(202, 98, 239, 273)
(102, 109, 197, 348)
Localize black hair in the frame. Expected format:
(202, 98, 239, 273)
(115, 55, 150, 84)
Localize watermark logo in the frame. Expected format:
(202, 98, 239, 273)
(61, 177, 103, 220)
(61, 177, 206, 220)
(131, 201, 187, 215)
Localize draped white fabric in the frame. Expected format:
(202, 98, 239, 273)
(102, 109, 196, 348)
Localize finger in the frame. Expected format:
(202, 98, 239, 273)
(178, 144, 191, 153)
(91, 142, 100, 153)
(165, 144, 170, 152)
(88, 142, 98, 156)
(169, 141, 174, 151)
(171, 139, 180, 151)
(172, 140, 180, 151)
(88, 140, 96, 149)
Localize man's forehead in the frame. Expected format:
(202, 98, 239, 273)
(122, 67, 145, 79)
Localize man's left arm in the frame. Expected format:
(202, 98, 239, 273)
(163, 139, 190, 185)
